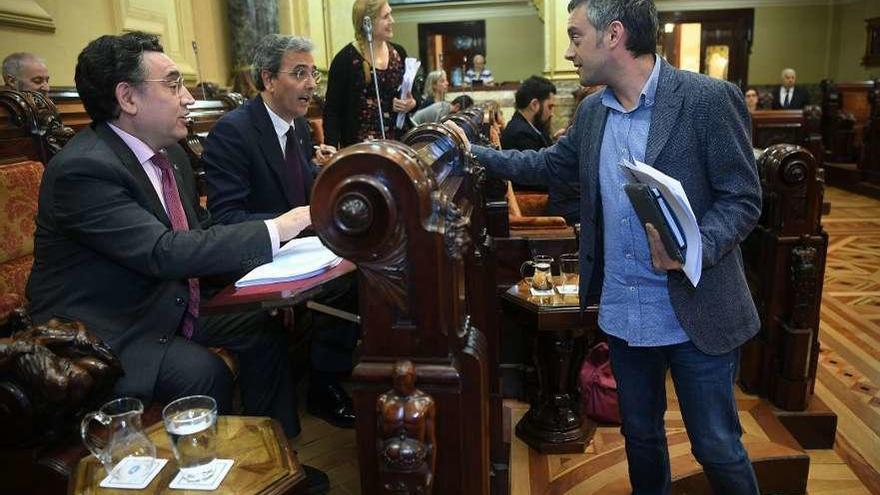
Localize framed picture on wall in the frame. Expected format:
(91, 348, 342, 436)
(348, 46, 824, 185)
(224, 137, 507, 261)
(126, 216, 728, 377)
(864, 17, 880, 67)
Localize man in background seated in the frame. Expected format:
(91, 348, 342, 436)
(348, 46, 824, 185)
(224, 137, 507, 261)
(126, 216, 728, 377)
(464, 54, 494, 86)
(502, 76, 579, 223)
(202, 34, 358, 431)
(771, 68, 809, 110)
(744, 87, 759, 113)
(23, 32, 335, 491)
(2, 52, 50, 96)
(501, 75, 556, 152)
(412, 94, 474, 124)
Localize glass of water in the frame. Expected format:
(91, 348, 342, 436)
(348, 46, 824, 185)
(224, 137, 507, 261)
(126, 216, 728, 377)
(162, 395, 218, 482)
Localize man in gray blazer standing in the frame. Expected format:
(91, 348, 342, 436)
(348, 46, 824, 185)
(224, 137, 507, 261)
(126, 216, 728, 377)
(462, 1, 762, 493)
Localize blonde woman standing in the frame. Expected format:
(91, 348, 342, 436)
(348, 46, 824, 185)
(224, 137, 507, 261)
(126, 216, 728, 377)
(323, 0, 418, 148)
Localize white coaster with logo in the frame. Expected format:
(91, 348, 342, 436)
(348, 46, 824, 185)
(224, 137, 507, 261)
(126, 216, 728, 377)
(556, 285, 579, 295)
(168, 458, 234, 491)
(99, 457, 168, 490)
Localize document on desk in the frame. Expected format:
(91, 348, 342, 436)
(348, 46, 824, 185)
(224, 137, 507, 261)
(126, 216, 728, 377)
(235, 236, 343, 288)
(620, 158, 703, 286)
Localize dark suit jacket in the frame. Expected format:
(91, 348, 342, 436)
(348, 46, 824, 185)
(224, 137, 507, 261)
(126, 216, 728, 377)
(26, 123, 273, 402)
(501, 112, 580, 224)
(501, 111, 552, 152)
(473, 58, 761, 355)
(771, 85, 810, 110)
(203, 95, 317, 224)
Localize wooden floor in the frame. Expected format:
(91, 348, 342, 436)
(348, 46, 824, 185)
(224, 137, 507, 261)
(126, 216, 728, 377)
(292, 186, 880, 495)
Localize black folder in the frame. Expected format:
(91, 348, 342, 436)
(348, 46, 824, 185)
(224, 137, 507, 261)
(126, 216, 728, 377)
(624, 183, 685, 264)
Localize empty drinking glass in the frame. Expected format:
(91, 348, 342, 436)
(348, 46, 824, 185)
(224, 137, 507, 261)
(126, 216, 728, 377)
(558, 253, 579, 293)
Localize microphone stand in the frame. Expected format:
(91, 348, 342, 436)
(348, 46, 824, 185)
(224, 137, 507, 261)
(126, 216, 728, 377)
(192, 40, 206, 100)
(363, 17, 385, 139)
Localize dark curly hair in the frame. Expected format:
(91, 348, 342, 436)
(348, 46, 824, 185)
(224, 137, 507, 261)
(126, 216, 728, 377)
(74, 32, 164, 124)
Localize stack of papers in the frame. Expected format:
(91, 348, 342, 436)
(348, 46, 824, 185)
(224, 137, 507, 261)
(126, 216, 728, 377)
(235, 236, 343, 288)
(620, 158, 703, 286)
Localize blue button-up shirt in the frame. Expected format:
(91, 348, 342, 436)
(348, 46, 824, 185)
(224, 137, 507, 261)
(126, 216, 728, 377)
(597, 56, 689, 347)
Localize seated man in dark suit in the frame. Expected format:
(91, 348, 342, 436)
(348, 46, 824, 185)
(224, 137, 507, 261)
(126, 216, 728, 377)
(202, 34, 357, 430)
(501, 75, 556, 152)
(25, 32, 315, 435)
(771, 68, 809, 110)
(501, 75, 579, 223)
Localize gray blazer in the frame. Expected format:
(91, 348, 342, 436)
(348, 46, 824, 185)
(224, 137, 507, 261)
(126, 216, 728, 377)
(472, 58, 761, 355)
(27, 123, 273, 402)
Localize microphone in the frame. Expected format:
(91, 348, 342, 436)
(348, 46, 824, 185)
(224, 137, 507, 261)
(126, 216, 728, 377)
(362, 15, 384, 139)
(363, 16, 373, 42)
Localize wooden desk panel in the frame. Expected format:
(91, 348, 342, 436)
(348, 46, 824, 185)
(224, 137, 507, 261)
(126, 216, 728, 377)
(201, 260, 356, 314)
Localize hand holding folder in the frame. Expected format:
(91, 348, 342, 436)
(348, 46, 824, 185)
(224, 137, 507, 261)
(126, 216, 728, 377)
(624, 183, 685, 264)
(620, 158, 703, 286)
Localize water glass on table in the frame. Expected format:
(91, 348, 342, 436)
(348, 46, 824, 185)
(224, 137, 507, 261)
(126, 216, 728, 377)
(162, 395, 219, 482)
(558, 253, 579, 294)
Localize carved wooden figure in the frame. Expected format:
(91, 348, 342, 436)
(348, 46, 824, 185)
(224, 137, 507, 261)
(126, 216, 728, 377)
(376, 360, 436, 494)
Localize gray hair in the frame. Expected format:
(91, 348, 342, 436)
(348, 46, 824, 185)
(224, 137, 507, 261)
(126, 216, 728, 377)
(422, 70, 446, 100)
(251, 34, 314, 91)
(781, 68, 796, 78)
(567, 0, 657, 56)
(2, 52, 44, 80)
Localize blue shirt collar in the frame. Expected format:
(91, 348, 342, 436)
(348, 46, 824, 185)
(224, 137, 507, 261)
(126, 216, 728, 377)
(601, 54, 661, 113)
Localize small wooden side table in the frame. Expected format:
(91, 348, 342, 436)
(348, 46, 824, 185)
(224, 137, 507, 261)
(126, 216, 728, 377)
(501, 278, 600, 454)
(69, 416, 305, 494)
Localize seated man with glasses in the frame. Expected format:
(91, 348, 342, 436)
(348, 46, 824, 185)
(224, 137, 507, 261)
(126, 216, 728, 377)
(24, 30, 333, 489)
(202, 34, 359, 438)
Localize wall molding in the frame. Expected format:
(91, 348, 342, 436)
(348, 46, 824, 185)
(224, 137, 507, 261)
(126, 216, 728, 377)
(112, 0, 198, 80)
(0, 0, 55, 32)
(393, 0, 537, 23)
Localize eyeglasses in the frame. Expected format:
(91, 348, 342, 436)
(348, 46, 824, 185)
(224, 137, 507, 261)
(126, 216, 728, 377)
(140, 74, 186, 94)
(278, 67, 322, 84)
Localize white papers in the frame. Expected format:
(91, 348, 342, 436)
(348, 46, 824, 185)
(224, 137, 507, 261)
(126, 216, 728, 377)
(235, 236, 343, 288)
(620, 159, 703, 286)
(397, 57, 421, 129)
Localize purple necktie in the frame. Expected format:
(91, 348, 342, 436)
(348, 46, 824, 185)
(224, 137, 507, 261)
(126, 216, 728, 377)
(285, 127, 307, 207)
(152, 152, 199, 339)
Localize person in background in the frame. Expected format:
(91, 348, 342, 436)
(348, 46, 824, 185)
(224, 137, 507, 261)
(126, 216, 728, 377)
(744, 87, 759, 113)
(322, 0, 417, 148)
(202, 34, 356, 442)
(501, 75, 556, 152)
(453, 1, 762, 492)
(464, 54, 494, 86)
(411, 93, 474, 125)
(771, 68, 809, 110)
(2, 52, 50, 96)
(420, 69, 448, 109)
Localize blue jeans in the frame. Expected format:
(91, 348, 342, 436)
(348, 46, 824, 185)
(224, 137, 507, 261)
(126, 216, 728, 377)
(607, 335, 759, 495)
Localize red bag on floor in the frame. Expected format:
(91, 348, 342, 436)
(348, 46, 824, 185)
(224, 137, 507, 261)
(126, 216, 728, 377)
(578, 341, 621, 424)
